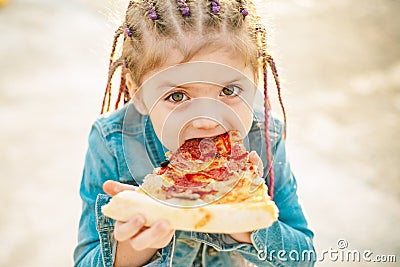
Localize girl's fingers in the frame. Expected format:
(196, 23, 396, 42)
(249, 151, 261, 164)
(129, 220, 172, 251)
(156, 229, 175, 248)
(103, 180, 138, 196)
(150, 227, 175, 249)
(249, 151, 264, 177)
(114, 215, 146, 242)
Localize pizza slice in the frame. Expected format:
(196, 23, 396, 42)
(102, 131, 278, 233)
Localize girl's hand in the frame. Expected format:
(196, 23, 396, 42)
(103, 180, 138, 196)
(103, 180, 175, 251)
(114, 215, 174, 251)
(249, 150, 263, 177)
(228, 151, 263, 244)
(229, 232, 252, 244)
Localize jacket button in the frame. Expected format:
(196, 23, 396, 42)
(207, 247, 218, 256)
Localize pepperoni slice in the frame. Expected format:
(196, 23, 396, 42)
(203, 166, 230, 181)
(174, 174, 206, 187)
(231, 144, 248, 161)
(178, 138, 202, 160)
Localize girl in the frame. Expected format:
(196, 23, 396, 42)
(73, 0, 315, 266)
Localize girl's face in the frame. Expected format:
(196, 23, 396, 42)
(127, 47, 257, 151)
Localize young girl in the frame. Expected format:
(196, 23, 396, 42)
(73, 0, 315, 266)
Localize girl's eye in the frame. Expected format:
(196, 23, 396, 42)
(220, 85, 242, 97)
(166, 92, 188, 102)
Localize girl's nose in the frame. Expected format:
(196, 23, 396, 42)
(192, 118, 220, 130)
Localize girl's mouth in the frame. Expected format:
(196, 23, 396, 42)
(182, 131, 228, 143)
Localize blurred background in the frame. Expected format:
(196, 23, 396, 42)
(0, 0, 399, 266)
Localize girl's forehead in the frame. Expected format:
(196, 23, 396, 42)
(141, 61, 255, 91)
(140, 47, 255, 87)
(133, 33, 259, 87)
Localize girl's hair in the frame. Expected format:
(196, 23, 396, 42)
(100, 0, 286, 199)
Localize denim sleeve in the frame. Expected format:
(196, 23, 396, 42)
(73, 122, 120, 267)
(193, 124, 316, 267)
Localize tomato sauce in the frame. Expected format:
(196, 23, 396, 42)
(219, 133, 231, 155)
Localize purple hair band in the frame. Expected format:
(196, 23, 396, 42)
(210, 0, 220, 15)
(258, 49, 264, 58)
(238, 0, 248, 17)
(143, 0, 158, 20)
(123, 59, 128, 68)
(177, 0, 190, 16)
(125, 25, 133, 37)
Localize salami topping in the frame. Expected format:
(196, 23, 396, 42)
(198, 138, 218, 161)
(202, 166, 230, 181)
(178, 138, 202, 160)
(231, 144, 248, 161)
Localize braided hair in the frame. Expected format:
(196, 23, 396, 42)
(101, 0, 286, 199)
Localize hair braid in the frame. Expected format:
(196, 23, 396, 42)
(262, 55, 274, 200)
(110, 26, 124, 65)
(257, 23, 274, 200)
(114, 79, 123, 111)
(204, 0, 222, 28)
(266, 54, 287, 139)
(101, 58, 124, 114)
(115, 66, 128, 110)
(101, 1, 141, 115)
(100, 25, 124, 115)
(222, 0, 244, 30)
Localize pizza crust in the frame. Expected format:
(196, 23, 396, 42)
(101, 190, 278, 233)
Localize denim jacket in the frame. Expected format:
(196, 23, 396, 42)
(73, 103, 315, 267)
